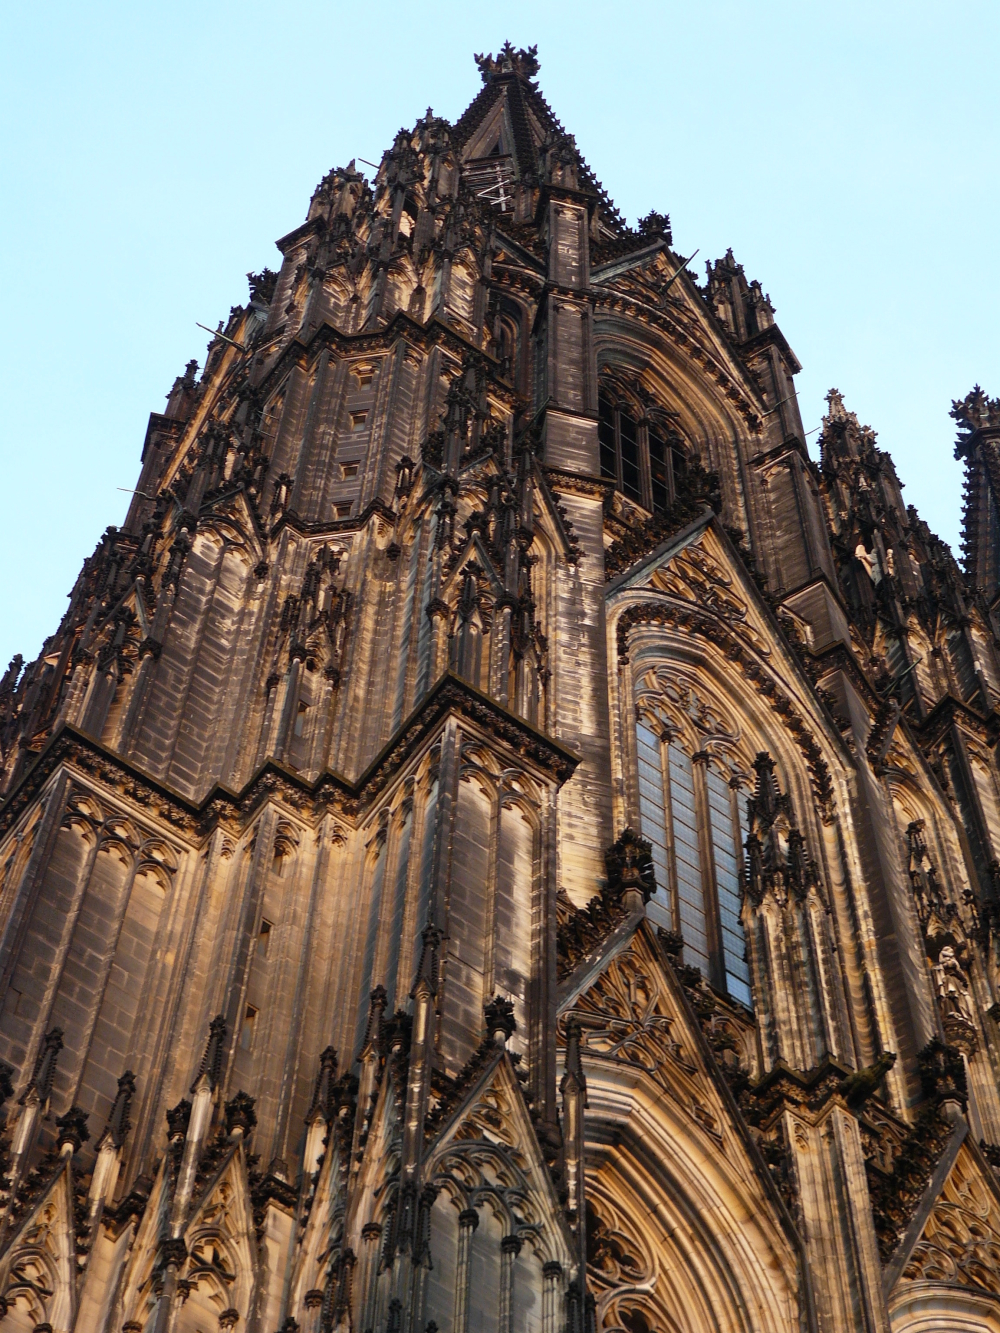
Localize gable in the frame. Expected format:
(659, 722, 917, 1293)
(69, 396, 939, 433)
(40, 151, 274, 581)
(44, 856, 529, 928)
(610, 519, 774, 658)
(893, 1139, 1000, 1301)
(559, 922, 757, 1162)
(424, 1050, 574, 1272)
(607, 518, 841, 822)
(0, 1160, 77, 1332)
(559, 920, 801, 1333)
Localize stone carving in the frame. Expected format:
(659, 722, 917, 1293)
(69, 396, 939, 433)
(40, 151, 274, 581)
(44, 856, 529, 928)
(635, 666, 745, 766)
(648, 540, 770, 655)
(562, 947, 692, 1090)
(586, 1190, 670, 1333)
(902, 1144, 1000, 1296)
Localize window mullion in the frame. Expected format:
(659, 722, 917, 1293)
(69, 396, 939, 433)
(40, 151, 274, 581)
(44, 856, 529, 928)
(660, 732, 680, 934)
(638, 421, 653, 512)
(692, 751, 727, 991)
(614, 408, 623, 491)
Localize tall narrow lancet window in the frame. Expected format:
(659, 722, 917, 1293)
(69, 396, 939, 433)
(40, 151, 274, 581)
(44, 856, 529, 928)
(636, 718, 752, 1008)
(598, 387, 687, 515)
(705, 767, 752, 1006)
(599, 391, 641, 503)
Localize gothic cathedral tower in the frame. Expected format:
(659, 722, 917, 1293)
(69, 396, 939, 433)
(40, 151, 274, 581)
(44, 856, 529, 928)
(3, 43, 1000, 1333)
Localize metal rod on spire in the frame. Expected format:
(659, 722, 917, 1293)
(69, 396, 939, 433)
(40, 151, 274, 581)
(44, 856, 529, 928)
(661, 248, 700, 293)
(196, 320, 247, 350)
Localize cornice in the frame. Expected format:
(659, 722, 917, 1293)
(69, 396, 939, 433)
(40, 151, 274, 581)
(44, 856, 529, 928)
(0, 674, 578, 844)
(141, 412, 185, 463)
(274, 217, 320, 254)
(253, 311, 516, 410)
(540, 464, 612, 502)
(268, 496, 396, 542)
(590, 238, 668, 284)
(353, 671, 579, 804)
(493, 230, 547, 274)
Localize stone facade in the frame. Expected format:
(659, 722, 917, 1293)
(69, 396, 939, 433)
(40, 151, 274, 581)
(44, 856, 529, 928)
(1, 41, 1000, 1333)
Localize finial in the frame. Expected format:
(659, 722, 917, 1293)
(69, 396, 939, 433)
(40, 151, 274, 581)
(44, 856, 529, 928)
(306, 1046, 338, 1125)
(23, 1027, 63, 1106)
(750, 752, 782, 824)
(224, 1090, 257, 1137)
(410, 925, 443, 999)
(99, 1069, 136, 1149)
(474, 43, 540, 85)
(166, 1099, 191, 1139)
(361, 985, 388, 1055)
(191, 1014, 227, 1092)
(484, 995, 517, 1046)
(55, 1105, 90, 1154)
(604, 827, 656, 909)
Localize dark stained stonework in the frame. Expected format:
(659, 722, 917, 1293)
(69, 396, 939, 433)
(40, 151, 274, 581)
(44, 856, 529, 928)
(1, 43, 1000, 1333)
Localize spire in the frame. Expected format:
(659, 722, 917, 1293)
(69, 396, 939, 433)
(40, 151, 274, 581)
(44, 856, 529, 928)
(473, 42, 540, 85)
(561, 1015, 588, 1326)
(452, 45, 626, 235)
(98, 1069, 136, 1149)
(305, 1046, 338, 1125)
(191, 1013, 227, 1092)
(748, 752, 785, 829)
(952, 384, 1000, 591)
(23, 1026, 63, 1106)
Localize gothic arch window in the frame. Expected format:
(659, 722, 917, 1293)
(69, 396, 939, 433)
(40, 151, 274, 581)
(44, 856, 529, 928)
(635, 706, 752, 1008)
(598, 385, 686, 515)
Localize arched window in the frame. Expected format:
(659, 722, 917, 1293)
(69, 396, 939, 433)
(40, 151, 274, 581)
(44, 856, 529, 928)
(636, 719, 752, 1007)
(598, 387, 686, 514)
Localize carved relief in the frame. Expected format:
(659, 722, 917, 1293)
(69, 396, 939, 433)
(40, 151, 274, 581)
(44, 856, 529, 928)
(902, 1144, 1000, 1297)
(560, 931, 730, 1147)
(560, 946, 694, 1092)
(586, 1189, 671, 1333)
(648, 539, 770, 656)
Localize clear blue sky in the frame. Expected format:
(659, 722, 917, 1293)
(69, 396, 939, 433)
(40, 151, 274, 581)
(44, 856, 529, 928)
(2, 2, 998, 672)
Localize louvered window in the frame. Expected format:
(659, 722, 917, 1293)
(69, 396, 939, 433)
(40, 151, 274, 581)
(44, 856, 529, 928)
(598, 388, 686, 514)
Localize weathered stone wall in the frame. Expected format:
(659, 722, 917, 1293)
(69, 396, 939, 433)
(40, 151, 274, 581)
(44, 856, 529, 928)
(1, 43, 999, 1333)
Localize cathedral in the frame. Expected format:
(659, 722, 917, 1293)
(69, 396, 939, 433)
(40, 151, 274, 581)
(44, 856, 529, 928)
(3, 41, 1000, 1333)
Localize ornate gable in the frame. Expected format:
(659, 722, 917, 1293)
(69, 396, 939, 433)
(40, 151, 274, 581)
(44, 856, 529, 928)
(116, 1141, 259, 1333)
(423, 1050, 575, 1275)
(178, 1143, 259, 1328)
(559, 920, 801, 1333)
(894, 1139, 1000, 1301)
(558, 922, 751, 1154)
(611, 521, 775, 663)
(609, 518, 838, 820)
(0, 1159, 78, 1332)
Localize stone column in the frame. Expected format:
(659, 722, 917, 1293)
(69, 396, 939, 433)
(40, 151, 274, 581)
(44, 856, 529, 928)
(453, 1207, 479, 1333)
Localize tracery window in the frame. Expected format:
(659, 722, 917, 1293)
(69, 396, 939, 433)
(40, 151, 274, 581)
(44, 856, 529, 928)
(635, 692, 752, 1008)
(598, 387, 686, 514)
